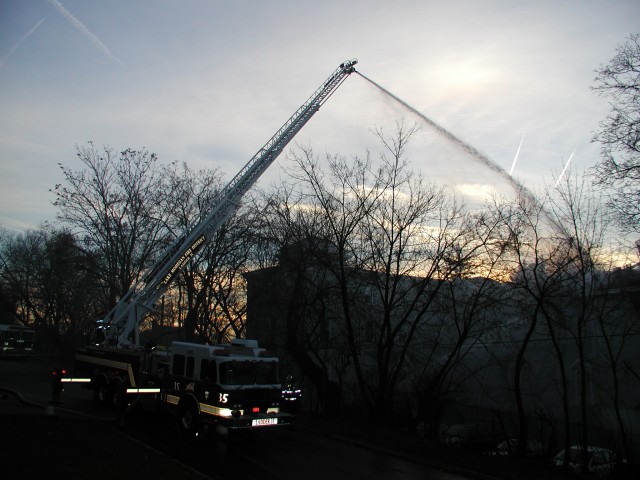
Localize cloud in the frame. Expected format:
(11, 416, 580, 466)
(47, 0, 125, 67)
(0, 216, 38, 233)
(454, 183, 496, 201)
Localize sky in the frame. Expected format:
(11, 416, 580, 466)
(1, 0, 638, 233)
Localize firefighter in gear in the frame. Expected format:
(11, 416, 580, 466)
(281, 375, 301, 413)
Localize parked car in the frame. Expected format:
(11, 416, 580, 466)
(440, 423, 498, 450)
(553, 445, 621, 476)
(416, 421, 447, 440)
(440, 424, 474, 445)
(486, 438, 544, 457)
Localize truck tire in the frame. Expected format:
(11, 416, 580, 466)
(177, 399, 199, 437)
(111, 378, 126, 412)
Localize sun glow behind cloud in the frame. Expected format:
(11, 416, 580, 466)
(434, 59, 501, 92)
(454, 183, 497, 202)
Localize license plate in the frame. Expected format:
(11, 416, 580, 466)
(252, 417, 278, 427)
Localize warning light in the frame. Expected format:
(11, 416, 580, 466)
(51, 367, 66, 403)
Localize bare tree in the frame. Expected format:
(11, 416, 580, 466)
(286, 142, 383, 416)
(496, 192, 575, 459)
(283, 124, 497, 421)
(412, 208, 511, 439)
(0, 227, 101, 351)
(549, 171, 614, 472)
(592, 266, 640, 463)
(155, 161, 254, 343)
(0, 281, 17, 325)
(592, 33, 640, 236)
(250, 183, 353, 413)
(193, 211, 255, 343)
(53, 143, 168, 311)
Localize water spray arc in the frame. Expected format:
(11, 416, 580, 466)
(356, 71, 540, 208)
(355, 71, 571, 237)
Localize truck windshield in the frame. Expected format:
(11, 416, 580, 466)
(219, 360, 278, 386)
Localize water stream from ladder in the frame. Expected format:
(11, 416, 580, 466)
(355, 71, 537, 205)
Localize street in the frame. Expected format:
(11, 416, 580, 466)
(1, 355, 474, 480)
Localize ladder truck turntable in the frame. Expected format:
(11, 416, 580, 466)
(66, 59, 358, 435)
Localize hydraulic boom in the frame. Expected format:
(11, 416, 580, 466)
(100, 59, 358, 347)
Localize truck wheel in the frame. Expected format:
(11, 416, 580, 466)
(111, 378, 126, 412)
(177, 401, 199, 437)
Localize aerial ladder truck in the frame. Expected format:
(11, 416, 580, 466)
(68, 59, 358, 436)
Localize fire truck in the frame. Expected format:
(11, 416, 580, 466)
(64, 59, 358, 436)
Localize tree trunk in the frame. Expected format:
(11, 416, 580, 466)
(514, 304, 538, 457)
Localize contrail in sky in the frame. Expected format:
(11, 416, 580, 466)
(0, 17, 47, 68)
(554, 147, 576, 188)
(47, 0, 125, 66)
(509, 133, 525, 176)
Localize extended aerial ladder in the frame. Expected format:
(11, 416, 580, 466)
(100, 59, 358, 347)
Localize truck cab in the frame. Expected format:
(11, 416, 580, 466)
(161, 339, 290, 435)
